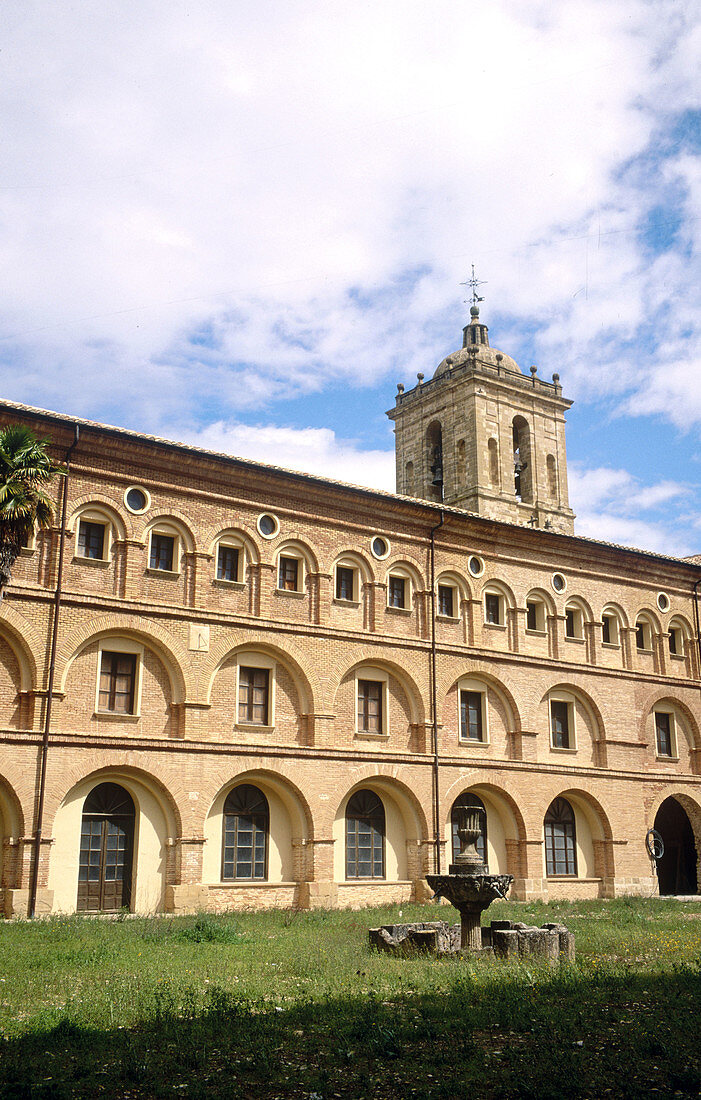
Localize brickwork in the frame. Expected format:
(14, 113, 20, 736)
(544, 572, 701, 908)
(0, 347, 699, 917)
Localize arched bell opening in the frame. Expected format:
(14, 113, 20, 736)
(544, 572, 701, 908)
(426, 421, 443, 503)
(512, 416, 533, 503)
(654, 797, 698, 896)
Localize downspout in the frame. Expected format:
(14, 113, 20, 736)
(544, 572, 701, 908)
(693, 578, 701, 679)
(429, 509, 445, 874)
(28, 424, 80, 919)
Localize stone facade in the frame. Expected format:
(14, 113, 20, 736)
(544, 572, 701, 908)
(0, 314, 699, 916)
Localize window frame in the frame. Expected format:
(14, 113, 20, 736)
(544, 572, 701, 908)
(345, 789, 385, 880)
(564, 603, 584, 641)
(601, 611, 620, 647)
(635, 617, 653, 652)
(457, 678, 489, 745)
(215, 541, 244, 585)
(277, 551, 305, 594)
(147, 527, 180, 575)
(95, 639, 143, 718)
(221, 783, 269, 882)
(437, 583, 457, 619)
(525, 598, 546, 633)
(654, 710, 676, 759)
(668, 622, 685, 659)
(544, 797, 578, 877)
(235, 653, 276, 730)
(387, 573, 409, 611)
(335, 563, 357, 603)
(483, 590, 504, 627)
(76, 518, 108, 562)
(354, 667, 389, 737)
(549, 694, 576, 752)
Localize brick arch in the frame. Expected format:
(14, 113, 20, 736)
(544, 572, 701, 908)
(480, 577, 517, 609)
(55, 614, 192, 703)
(440, 777, 527, 844)
(0, 772, 25, 838)
(274, 539, 320, 573)
(204, 634, 318, 714)
(439, 667, 521, 732)
(325, 765, 430, 840)
(524, 585, 557, 616)
(45, 762, 182, 838)
(537, 681, 606, 743)
(564, 593, 595, 621)
(555, 787, 614, 843)
(204, 526, 260, 564)
(328, 547, 376, 584)
(0, 605, 40, 691)
(68, 494, 129, 540)
(638, 691, 701, 749)
(330, 650, 425, 725)
(647, 787, 701, 844)
(205, 765, 314, 842)
(144, 513, 196, 553)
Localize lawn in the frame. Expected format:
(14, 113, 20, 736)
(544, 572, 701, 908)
(1, 897, 700, 1098)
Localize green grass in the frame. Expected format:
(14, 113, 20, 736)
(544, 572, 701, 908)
(1, 897, 700, 1098)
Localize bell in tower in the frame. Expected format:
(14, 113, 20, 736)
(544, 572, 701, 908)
(387, 300, 575, 534)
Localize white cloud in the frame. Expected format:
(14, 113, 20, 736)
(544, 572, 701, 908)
(184, 420, 396, 490)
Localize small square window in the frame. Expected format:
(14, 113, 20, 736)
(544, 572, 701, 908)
(484, 593, 501, 625)
(357, 679, 383, 734)
(550, 700, 571, 749)
(460, 690, 484, 741)
(388, 576, 406, 609)
(278, 556, 299, 591)
(217, 545, 240, 582)
(150, 533, 175, 571)
(655, 712, 673, 757)
(238, 667, 270, 725)
(438, 585, 454, 617)
(99, 651, 137, 714)
(336, 566, 355, 601)
(78, 520, 106, 560)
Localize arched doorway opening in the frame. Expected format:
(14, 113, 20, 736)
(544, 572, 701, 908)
(77, 782, 135, 912)
(654, 797, 698, 896)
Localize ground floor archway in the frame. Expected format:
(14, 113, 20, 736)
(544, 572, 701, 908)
(654, 796, 698, 896)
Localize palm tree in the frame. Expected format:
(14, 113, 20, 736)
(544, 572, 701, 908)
(0, 425, 64, 599)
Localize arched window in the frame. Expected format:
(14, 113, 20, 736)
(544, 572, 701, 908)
(451, 793, 487, 864)
(78, 782, 135, 912)
(346, 789, 385, 879)
(222, 784, 269, 880)
(544, 797, 577, 876)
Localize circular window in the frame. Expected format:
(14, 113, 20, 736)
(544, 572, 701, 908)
(657, 592, 670, 612)
(371, 536, 390, 560)
(257, 513, 279, 539)
(551, 572, 566, 593)
(124, 486, 150, 514)
(468, 555, 484, 577)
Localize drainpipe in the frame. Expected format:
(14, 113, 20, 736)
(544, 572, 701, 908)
(429, 509, 445, 874)
(693, 578, 701, 679)
(28, 424, 80, 919)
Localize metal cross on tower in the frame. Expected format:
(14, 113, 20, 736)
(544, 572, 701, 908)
(460, 265, 487, 309)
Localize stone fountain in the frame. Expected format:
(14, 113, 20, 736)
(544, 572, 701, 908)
(426, 804, 513, 951)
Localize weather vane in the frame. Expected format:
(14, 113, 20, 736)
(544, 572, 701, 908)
(460, 264, 487, 309)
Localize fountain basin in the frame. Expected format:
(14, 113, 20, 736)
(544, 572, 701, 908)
(426, 872, 514, 950)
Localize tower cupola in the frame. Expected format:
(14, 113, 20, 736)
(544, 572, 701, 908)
(387, 305, 575, 534)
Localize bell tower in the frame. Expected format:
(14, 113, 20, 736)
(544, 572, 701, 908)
(387, 305, 575, 534)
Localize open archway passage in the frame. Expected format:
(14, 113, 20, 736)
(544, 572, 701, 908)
(654, 797, 698, 896)
(77, 783, 135, 912)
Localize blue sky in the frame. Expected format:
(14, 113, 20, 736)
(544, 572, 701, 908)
(1, 1, 699, 555)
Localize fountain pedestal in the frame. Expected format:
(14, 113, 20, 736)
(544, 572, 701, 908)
(426, 805, 513, 951)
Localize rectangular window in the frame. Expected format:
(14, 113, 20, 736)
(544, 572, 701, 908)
(238, 667, 270, 725)
(149, 533, 175, 571)
(655, 712, 673, 757)
(485, 593, 501, 625)
(668, 629, 681, 656)
(336, 566, 355, 601)
(388, 576, 406, 609)
(551, 700, 570, 748)
(357, 679, 383, 734)
(636, 622, 647, 650)
(98, 651, 137, 714)
(565, 609, 576, 638)
(460, 691, 483, 742)
(217, 545, 239, 582)
(601, 615, 612, 644)
(526, 601, 538, 631)
(77, 520, 105, 560)
(438, 585, 454, 617)
(278, 556, 299, 591)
